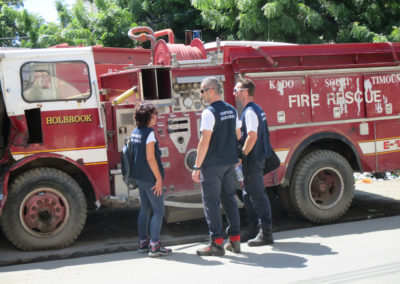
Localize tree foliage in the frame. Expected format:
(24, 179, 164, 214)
(119, 0, 215, 43)
(1, 0, 400, 48)
(192, 0, 400, 44)
(1, 0, 137, 48)
(0, 0, 44, 47)
(91, 0, 135, 47)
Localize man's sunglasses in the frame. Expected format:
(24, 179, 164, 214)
(200, 88, 214, 94)
(234, 88, 248, 93)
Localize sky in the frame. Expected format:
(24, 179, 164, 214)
(23, 0, 76, 23)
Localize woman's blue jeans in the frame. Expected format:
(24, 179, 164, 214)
(136, 179, 165, 243)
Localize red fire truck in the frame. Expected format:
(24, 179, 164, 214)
(0, 27, 399, 250)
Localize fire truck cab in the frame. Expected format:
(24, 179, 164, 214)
(0, 28, 399, 250)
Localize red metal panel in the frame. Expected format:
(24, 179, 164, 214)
(225, 42, 400, 73)
(221, 64, 236, 107)
(310, 74, 365, 122)
(266, 121, 377, 188)
(84, 163, 111, 199)
(172, 65, 226, 78)
(92, 46, 151, 65)
(105, 102, 118, 170)
(156, 112, 201, 194)
(92, 46, 151, 90)
(251, 76, 311, 126)
(99, 69, 140, 102)
(364, 72, 400, 118)
(375, 120, 400, 171)
(42, 109, 105, 149)
(95, 64, 142, 90)
(10, 108, 105, 156)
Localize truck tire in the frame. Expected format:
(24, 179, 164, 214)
(1, 168, 87, 250)
(277, 185, 297, 216)
(289, 150, 354, 223)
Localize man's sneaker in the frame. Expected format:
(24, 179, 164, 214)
(196, 241, 225, 256)
(247, 229, 274, 247)
(240, 224, 259, 242)
(148, 241, 172, 257)
(137, 238, 149, 253)
(224, 240, 241, 253)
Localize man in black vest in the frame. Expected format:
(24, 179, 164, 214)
(234, 78, 274, 246)
(192, 77, 242, 256)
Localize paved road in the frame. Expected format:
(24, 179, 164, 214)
(1, 215, 400, 284)
(0, 179, 399, 266)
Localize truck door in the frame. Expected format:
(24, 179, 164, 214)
(363, 71, 400, 171)
(1, 48, 110, 196)
(0, 80, 9, 158)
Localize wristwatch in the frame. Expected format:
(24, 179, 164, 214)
(193, 165, 201, 170)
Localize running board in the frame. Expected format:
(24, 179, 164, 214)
(164, 200, 204, 209)
(164, 196, 243, 209)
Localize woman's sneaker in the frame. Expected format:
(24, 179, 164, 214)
(148, 241, 172, 257)
(138, 238, 150, 253)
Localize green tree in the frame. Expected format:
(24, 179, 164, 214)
(190, 0, 239, 41)
(2, 0, 23, 8)
(0, 1, 44, 47)
(1, 0, 139, 48)
(34, 0, 136, 48)
(56, 0, 73, 28)
(91, 0, 136, 47)
(4, 0, 400, 48)
(121, 0, 216, 43)
(192, 0, 400, 43)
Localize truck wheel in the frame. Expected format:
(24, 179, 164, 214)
(289, 150, 354, 223)
(277, 185, 297, 216)
(1, 168, 87, 250)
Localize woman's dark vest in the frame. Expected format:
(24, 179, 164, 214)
(131, 127, 164, 183)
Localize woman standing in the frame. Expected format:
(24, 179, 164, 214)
(131, 102, 172, 257)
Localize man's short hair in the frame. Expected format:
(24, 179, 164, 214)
(201, 77, 221, 94)
(238, 78, 255, 96)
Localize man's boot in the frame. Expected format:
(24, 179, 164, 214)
(196, 238, 225, 256)
(240, 223, 259, 242)
(247, 228, 274, 246)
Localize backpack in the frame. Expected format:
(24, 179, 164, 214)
(121, 137, 138, 189)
